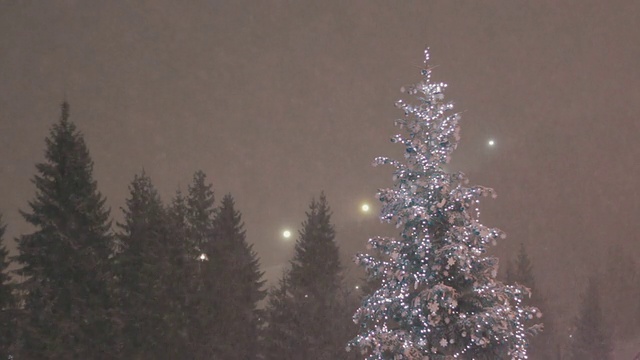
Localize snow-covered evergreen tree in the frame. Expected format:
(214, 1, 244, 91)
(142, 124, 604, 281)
(350, 49, 540, 359)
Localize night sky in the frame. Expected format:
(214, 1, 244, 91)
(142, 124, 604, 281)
(1, 0, 639, 329)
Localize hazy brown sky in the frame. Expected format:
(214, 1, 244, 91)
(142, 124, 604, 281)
(1, 0, 639, 328)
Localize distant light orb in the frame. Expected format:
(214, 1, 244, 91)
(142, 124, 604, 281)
(361, 204, 370, 213)
(282, 230, 292, 239)
(488, 139, 495, 147)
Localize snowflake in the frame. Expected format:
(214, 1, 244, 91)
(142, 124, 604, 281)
(428, 302, 439, 313)
(440, 338, 448, 348)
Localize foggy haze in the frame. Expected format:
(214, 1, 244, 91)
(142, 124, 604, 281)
(1, 0, 639, 348)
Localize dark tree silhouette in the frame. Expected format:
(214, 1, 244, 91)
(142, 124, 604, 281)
(208, 194, 265, 359)
(569, 277, 612, 360)
(263, 271, 296, 360)
(183, 171, 218, 359)
(0, 215, 16, 358)
(15, 102, 115, 359)
(115, 172, 185, 359)
(265, 193, 351, 360)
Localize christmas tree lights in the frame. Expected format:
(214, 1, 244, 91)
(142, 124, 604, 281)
(349, 49, 541, 360)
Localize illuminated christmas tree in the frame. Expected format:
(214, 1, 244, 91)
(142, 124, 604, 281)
(350, 49, 540, 359)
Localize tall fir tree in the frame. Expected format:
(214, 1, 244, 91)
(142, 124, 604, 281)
(350, 50, 540, 359)
(569, 277, 612, 360)
(162, 189, 193, 356)
(187, 170, 216, 255)
(209, 194, 265, 359)
(183, 171, 218, 359)
(0, 214, 16, 358)
(264, 193, 350, 359)
(505, 244, 535, 288)
(263, 271, 297, 360)
(289, 193, 341, 299)
(15, 102, 115, 359)
(165, 189, 192, 349)
(115, 172, 185, 359)
(0, 215, 12, 308)
(505, 244, 556, 360)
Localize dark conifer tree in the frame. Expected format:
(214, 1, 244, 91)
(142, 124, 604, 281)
(263, 271, 296, 360)
(506, 244, 556, 360)
(183, 171, 218, 359)
(208, 194, 265, 359)
(505, 244, 535, 288)
(115, 172, 184, 359)
(272, 193, 348, 359)
(167, 190, 189, 253)
(0, 215, 16, 358)
(166, 190, 192, 349)
(0, 216, 12, 307)
(167, 190, 191, 273)
(187, 170, 216, 254)
(15, 102, 115, 359)
(163, 190, 193, 356)
(569, 277, 612, 360)
(289, 193, 341, 295)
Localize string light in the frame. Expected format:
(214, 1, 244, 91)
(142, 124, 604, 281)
(349, 49, 539, 359)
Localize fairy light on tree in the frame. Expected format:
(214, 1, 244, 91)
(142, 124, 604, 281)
(349, 49, 541, 359)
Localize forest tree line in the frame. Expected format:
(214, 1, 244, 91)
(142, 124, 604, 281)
(1, 102, 639, 359)
(0, 102, 357, 359)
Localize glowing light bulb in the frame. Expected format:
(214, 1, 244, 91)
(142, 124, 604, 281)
(361, 203, 370, 213)
(488, 139, 495, 147)
(282, 230, 292, 239)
